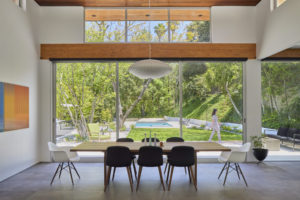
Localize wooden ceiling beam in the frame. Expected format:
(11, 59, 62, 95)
(40, 43, 256, 60)
(35, 0, 261, 7)
(268, 49, 300, 59)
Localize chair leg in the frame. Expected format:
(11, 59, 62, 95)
(136, 166, 143, 191)
(112, 167, 116, 181)
(67, 162, 74, 185)
(158, 166, 165, 191)
(126, 167, 134, 192)
(187, 166, 192, 183)
(237, 164, 248, 187)
(70, 162, 80, 179)
(132, 160, 137, 179)
(223, 162, 230, 186)
(184, 167, 187, 174)
(104, 166, 112, 192)
(50, 163, 61, 185)
(234, 163, 240, 180)
(168, 166, 174, 191)
(164, 162, 169, 174)
(293, 142, 295, 151)
(58, 162, 64, 178)
(189, 166, 197, 191)
(166, 163, 171, 183)
(218, 162, 227, 179)
(129, 166, 134, 184)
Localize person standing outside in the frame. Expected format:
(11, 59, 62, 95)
(208, 108, 221, 143)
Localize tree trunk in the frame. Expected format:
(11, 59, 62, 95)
(120, 79, 152, 127)
(225, 81, 242, 119)
(284, 79, 290, 119)
(112, 80, 124, 128)
(68, 66, 90, 137)
(89, 95, 101, 123)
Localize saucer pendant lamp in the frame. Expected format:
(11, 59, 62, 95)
(129, 59, 172, 79)
(128, 0, 172, 79)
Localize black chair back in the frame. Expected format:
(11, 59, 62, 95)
(277, 127, 289, 137)
(117, 138, 134, 142)
(287, 128, 298, 138)
(168, 146, 195, 167)
(166, 137, 184, 142)
(141, 138, 160, 142)
(138, 146, 163, 167)
(106, 146, 132, 167)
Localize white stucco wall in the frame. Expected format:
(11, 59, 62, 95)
(37, 6, 84, 162)
(0, 0, 39, 181)
(257, 0, 300, 59)
(211, 6, 256, 43)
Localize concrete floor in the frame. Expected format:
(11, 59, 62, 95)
(0, 162, 300, 200)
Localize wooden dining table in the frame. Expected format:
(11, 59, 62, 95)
(71, 141, 230, 186)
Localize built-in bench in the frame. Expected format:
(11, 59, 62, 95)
(267, 127, 300, 151)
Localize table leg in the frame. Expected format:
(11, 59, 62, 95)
(104, 151, 107, 187)
(194, 151, 197, 185)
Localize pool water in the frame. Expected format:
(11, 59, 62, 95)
(135, 122, 172, 128)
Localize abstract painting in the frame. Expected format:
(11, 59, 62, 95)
(0, 82, 29, 132)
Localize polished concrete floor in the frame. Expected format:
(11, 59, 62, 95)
(0, 162, 299, 200)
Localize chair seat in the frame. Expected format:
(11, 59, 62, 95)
(218, 152, 231, 163)
(168, 159, 194, 167)
(69, 155, 80, 162)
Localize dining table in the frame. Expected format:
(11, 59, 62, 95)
(71, 141, 231, 187)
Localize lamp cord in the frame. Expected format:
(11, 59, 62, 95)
(148, 0, 151, 59)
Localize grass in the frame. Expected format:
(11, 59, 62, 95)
(127, 127, 242, 142)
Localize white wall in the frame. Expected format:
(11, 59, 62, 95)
(211, 6, 256, 43)
(257, 0, 300, 59)
(37, 6, 84, 162)
(38, 6, 84, 43)
(0, 0, 39, 181)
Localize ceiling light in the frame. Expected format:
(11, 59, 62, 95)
(129, 59, 172, 79)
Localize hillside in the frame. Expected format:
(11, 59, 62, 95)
(183, 94, 242, 123)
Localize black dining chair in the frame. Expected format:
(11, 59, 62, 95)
(136, 146, 165, 191)
(105, 146, 134, 192)
(164, 137, 187, 175)
(111, 138, 137, 181)
(166, 146, 197, 191)
(141, 138, 160, 143)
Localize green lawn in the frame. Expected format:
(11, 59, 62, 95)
(127, 127, 242, 142)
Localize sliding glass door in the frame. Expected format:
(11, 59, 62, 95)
(181, 62, 243, 145)
(262, 61, 300, 160)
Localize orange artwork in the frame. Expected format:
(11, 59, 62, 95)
(0, 82, 29, 132)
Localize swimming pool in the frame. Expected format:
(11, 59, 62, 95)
(135, 122, 172, 128)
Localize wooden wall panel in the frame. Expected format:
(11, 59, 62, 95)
(85, 9, 125, 21)
(41, 43, 256, 60)
(85, 9, 210, 21)
(170, 9, 210, 21)
(127, 9, 168, 21)
(35, 0, 261, 7)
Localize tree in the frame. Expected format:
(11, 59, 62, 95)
(154, 23, 167, 42)
(56, 63, 116, 137)
(186, 21, 210, 42)
(201, 63, 243, 119)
